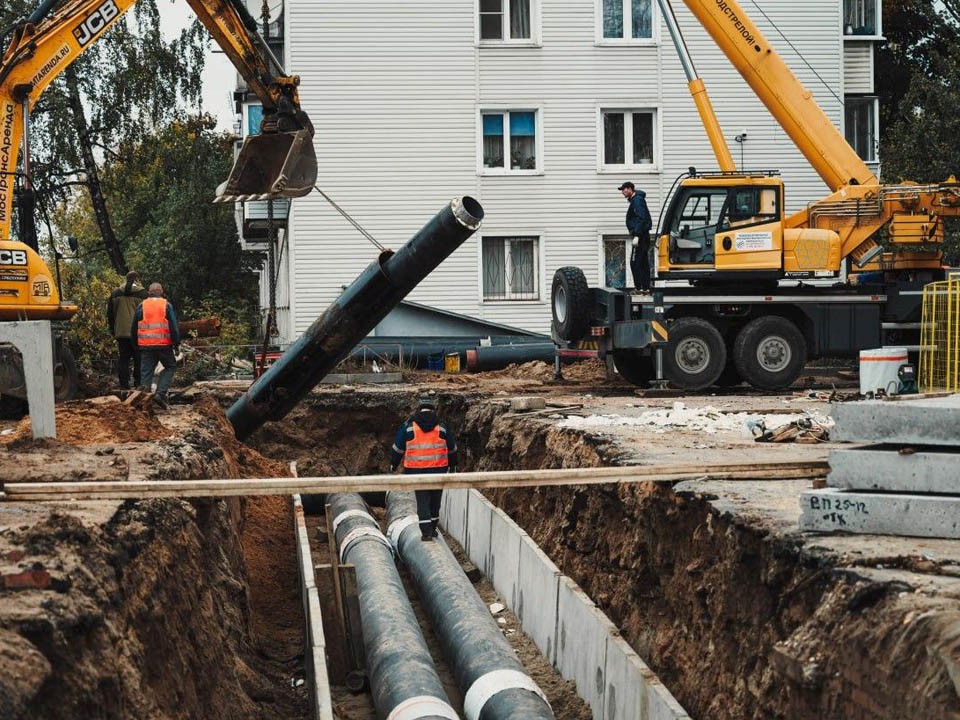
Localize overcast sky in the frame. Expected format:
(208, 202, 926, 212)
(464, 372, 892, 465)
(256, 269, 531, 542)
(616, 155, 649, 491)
(158, 0, 238, 133)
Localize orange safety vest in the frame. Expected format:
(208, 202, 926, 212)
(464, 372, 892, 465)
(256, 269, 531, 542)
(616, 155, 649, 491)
(403, 422, 449, 470)
(137, 297, 172, 347)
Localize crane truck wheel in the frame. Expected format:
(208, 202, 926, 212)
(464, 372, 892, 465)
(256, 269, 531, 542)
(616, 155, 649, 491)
(612, 350, 654, 387)
(551, 266, 590, 342)
(733, 316, 807, 391)
(663, 317, 726, 390)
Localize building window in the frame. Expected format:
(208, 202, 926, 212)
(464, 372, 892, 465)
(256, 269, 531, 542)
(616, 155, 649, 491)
(601, 0, 652, 40)
(843, 0, 877, 36)
(845, 96, 876, 162)
(482, 111, 538, 171)
(482, 236, 540, 300)
(247, 104, 263, 136)
(602, 110, 655, 167)
(603, 235, 630, 289)
(480, 0, 532, 41)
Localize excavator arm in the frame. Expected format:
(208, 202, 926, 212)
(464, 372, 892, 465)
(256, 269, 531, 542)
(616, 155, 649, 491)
(0, 0, 316, 243)
(0, 0, 316, 320)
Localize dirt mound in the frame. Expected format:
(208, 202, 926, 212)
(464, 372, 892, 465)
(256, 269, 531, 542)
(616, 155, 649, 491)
(2, 396, 171, 445)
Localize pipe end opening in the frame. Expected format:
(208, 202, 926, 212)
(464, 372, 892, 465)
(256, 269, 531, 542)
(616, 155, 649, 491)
(452, 196, 484, 230)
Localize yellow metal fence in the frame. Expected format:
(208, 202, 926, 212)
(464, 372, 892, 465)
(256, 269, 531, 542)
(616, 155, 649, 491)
(920, 274, 960, 392)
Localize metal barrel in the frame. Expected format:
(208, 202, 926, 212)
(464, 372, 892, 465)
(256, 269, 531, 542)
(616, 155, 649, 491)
(227, 196, 483, 440)
(328, 494, 458, 720)
(385, 492, 555, 720)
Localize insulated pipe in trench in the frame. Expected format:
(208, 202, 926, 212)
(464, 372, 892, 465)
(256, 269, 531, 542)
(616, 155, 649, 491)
(386, 492, 555, 720)
(227, 196, 484, 441)
(328, 493, 459, 720)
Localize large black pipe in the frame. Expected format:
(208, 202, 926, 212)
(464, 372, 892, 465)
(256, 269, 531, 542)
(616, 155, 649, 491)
(386, 492, 555, 720)
(464, 342, 556, 372)
(329, 494, 458, 720)
(228, 196, 484, 440)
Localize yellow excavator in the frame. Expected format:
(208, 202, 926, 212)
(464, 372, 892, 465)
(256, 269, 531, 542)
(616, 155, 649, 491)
(0, 0, 317, 408)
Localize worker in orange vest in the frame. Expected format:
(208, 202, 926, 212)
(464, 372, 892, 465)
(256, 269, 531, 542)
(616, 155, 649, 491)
(389, 395, 458, 540)
(130, 282, 180, 409)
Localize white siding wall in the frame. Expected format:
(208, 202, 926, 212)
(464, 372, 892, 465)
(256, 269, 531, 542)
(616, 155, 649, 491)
(843, 42, 874, 94)
(284, 0, 848, 337)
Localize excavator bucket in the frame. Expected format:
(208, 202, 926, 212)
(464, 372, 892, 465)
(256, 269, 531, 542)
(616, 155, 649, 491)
(215, 129, 317, 202)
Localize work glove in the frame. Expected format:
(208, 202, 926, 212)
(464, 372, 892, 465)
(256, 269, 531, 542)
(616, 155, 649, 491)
(389, 465, 397, 473)
(632, 236, 639, 247)
(174, 346, 184, 362)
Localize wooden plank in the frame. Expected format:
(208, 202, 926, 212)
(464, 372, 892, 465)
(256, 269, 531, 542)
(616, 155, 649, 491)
(0, 462, 829, 502)
(339, 564, 365, 672)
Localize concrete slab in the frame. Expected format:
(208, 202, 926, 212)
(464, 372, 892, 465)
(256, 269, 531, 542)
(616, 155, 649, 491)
(800, 488, 960, 538)
(0, 321, 55, 438)
(829, 446, 960, 492)
(465, 490, 493, 575)
(604, 635, 691, 720)
(556, 575, 613, 719)
(517, 535, 561, 666)
(488, 507, 523, 609)
(832, 395, 960, 446)
(439, 488, 469, 543)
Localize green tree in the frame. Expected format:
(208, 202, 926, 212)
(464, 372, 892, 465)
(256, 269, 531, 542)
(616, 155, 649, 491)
(100, 114, 261, 330)
(56, 115, 261, 373)
(2, 0, 207, 267)
(877, 0, 960, 263)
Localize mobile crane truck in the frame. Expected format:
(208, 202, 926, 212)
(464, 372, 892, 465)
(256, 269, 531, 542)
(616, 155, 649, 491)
(551, 0, 960, 391)
(0, 0, 317, 409)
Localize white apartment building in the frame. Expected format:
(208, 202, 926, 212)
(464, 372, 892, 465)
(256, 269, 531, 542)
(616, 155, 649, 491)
(236, 0, 881, 342)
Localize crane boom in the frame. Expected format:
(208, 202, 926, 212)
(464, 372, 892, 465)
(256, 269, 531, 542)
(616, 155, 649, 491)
(677, 0, 876, 191)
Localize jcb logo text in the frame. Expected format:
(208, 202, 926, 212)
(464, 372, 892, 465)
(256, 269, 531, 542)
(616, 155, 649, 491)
(0, 250, 27, 265)
(73, 0, 119, 47)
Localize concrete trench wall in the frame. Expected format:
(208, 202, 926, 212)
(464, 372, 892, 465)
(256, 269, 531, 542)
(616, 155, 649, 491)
(441, 488, 691, 720)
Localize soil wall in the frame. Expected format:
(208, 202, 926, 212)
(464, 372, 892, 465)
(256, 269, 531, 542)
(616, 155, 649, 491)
(454, 400, 960, 720)
(0, 399, 308, 720)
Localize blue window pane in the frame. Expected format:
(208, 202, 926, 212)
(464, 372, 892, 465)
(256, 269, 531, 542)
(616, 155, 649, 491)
(632, 0, 651, 38)
(510, 111, 535, 137)
(247, 105, 263, 136)
(603, 0, 623, 38)
(483, 114, 504, 136)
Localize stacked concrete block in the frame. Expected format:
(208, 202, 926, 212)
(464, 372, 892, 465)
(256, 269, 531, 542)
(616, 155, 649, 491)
(800, 394, 960, 539)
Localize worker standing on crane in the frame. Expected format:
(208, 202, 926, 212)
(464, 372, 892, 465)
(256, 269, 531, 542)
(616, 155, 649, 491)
(619, 181, 654, 293)
(389, 395, 458, 540)
(106, 271, 148, 390)
(131, 283, 180, 409)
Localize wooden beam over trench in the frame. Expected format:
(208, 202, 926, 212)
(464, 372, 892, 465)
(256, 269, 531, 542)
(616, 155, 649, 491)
(0, 462, 829, 502)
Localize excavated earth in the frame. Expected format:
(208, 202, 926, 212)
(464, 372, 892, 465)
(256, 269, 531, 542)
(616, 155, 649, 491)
(1, 361, 959, 720)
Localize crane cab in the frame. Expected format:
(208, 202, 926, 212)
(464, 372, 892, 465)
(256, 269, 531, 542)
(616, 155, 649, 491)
(657, 171, 841, 282)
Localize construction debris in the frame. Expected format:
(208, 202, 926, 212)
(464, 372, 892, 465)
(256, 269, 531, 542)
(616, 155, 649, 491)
(751, 417, 830, 443)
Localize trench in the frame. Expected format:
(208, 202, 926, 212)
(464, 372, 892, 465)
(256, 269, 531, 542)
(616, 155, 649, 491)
(3, 389, 955, 720)
(247, 389, 959, 720)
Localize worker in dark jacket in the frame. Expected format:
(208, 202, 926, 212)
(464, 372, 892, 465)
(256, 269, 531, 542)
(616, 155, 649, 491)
(106, 271, 148, 389)
(131, 283, 180, 409)
(389, 395, 458, 540)
(619, 181, 654, 293)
